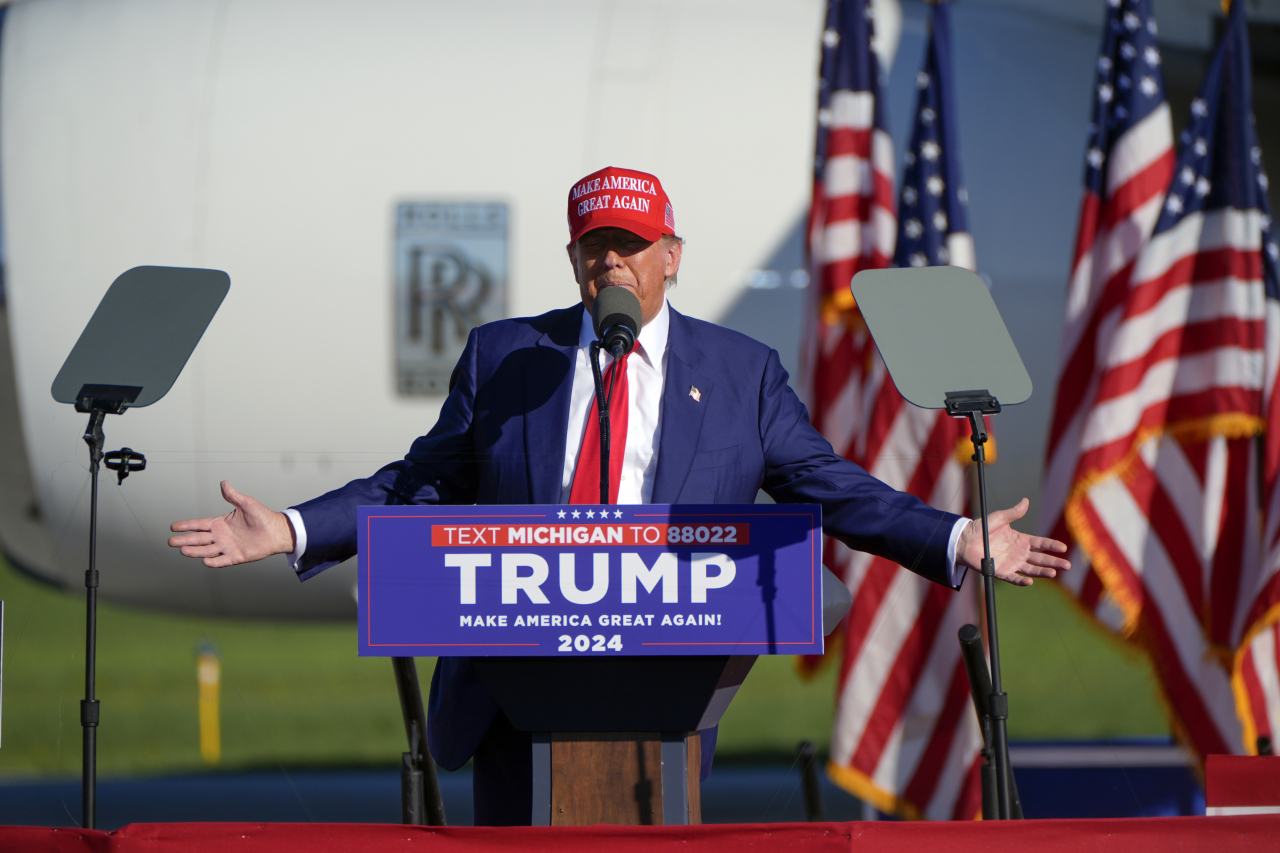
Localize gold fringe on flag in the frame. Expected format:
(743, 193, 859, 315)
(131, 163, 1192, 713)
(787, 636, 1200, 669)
(1064, 412, 1267, 638)
(1231, 602, 1280, 754)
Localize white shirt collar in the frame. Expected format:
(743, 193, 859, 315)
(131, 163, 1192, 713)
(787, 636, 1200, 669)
(577, 294, 669, 368)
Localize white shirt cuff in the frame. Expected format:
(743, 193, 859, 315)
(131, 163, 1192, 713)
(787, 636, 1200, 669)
(947, 517, 972, 587)
(283, 508, 307, 571)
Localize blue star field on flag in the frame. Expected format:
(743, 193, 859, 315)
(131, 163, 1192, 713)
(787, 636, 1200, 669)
(814, 0, 886, 187)
(893, 0, 968, 269)
(1152, 0, 1278, 300)
(1083, 0, 1167, 196)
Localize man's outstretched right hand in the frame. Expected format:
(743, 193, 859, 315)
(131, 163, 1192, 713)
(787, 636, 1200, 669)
(169, 481, 296, 567)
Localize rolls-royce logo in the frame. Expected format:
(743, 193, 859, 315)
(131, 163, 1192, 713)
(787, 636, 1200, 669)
(396, 202, 508, 395)
(406, 245, 491, 355)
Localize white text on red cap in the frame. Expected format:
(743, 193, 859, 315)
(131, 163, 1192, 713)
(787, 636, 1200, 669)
(570, 175, 658, 199)
(577, 195, 652, 216)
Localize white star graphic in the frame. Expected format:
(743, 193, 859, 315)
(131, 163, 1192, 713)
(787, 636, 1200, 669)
(909, 252, 928, 268)
(1260, 172, 1271, 191)
(1120, 43, 1136, 61)
(1194, 177, 1211, 197)
(1097, 83, 1114, 104)
(1123, 12, 1139, 31)
(1194, 138, 1208, 157)
(1144, 46, 1161, 66)
(1269, 243, 1279, 262)
(817, 109, 833, 128)
(571, 509, 581, 519)
(586, 509, 595, 519)
(1191, 98, 1208, 118)
(1139, 76, 1158, 97)
(1098, 56, 1113, 73)
(1107, 0, 1119, 7)
(902, 186, 919, 205)
(905, 218, 923, 239)
(920, 140, 940, 161)
(822, 29, 839, 48)
(920, 107, 936, 125)
(557, 509, 566, 519)
(936, 245, 950, 264)
(927, 175, 945, 196)
(958, 187, 969, 204)
(1180, 166, 1195, 185)
(1087, 148, 1105, 168)
(904, 151, 917, 166)
(1117, 74, 1131, 91)
(1253, 146, 1264, 166)
(1165, 194, 1184, 214)
(1147, 18, 1157, 36)
(614, 509, 624, 519)
(916, 71, 930, 90)
(933, 210, 948, 231)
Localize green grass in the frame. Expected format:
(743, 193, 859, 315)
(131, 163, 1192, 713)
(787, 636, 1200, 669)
(995, 579, 1169, 741)
(0, 556, 1168, 779)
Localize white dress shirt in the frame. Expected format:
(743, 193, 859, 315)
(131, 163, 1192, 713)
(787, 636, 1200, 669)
(287, 295, 970, 584)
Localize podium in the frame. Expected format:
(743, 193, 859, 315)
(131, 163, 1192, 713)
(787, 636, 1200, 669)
(475, 655, 755, 824)
(358, 503, 845, 825)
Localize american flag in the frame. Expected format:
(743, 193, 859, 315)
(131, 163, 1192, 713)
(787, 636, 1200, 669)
(1041, 0, 1175, 633)
(799, 0, 895, 675)
(805, 0, 982, 820)
(1062, 0, 1280, 760)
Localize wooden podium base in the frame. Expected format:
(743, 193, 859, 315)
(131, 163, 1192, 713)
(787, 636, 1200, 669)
(533, 732, 701, 826)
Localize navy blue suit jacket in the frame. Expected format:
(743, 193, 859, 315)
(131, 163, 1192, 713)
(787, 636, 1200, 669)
(293, 303, 962, 769)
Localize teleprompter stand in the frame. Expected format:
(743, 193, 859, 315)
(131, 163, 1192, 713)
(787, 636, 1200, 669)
(851, 265, 1033, 820)
(51, 267, 230, 828)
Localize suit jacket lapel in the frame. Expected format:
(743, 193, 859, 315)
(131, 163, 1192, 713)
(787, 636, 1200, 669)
(652, 307, 712, 503)
(524, 305, 582, 504)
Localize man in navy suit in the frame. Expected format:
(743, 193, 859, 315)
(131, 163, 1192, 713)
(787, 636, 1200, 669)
(171, 166, 1069, 825)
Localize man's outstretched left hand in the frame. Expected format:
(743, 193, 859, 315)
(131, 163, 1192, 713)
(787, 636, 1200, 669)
(956, 498, 1070, 586)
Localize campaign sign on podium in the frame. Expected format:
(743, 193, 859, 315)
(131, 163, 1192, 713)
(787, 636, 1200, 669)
(358, 504, 821, 656)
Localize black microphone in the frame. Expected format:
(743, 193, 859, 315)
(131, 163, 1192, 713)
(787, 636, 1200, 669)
(592, 286, 642, 358)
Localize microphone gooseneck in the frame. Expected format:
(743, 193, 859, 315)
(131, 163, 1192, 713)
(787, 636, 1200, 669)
(592, 286, 642, 358)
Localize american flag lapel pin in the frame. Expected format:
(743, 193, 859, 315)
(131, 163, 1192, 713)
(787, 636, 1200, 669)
(689, 386, 701, 403)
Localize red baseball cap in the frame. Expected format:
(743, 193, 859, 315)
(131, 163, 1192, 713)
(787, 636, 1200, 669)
(567, 166, 676, 245)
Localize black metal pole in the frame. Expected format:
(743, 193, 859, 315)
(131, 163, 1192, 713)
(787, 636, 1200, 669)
(958, 623, 1022, 820)
(81, 409, 105, 829)
(797, 740, 825, 822)
(391, 657, 446, 826)
(965, 411, 1013, 820)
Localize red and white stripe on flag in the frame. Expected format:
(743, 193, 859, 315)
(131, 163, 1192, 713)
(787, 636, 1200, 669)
(804, 85, 896, 467)
(802, 0, 982, 820)
(1043, 100, 1174, 630)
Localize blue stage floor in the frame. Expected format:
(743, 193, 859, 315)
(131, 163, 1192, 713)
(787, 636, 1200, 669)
(0, 765, 869, 828)
(0, 742, 1205, 828)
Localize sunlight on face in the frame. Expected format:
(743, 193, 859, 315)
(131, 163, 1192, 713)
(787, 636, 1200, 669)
(569, 227, 681, 326)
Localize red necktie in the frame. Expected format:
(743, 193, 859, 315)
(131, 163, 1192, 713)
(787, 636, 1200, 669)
(569, 352, 630, 503)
